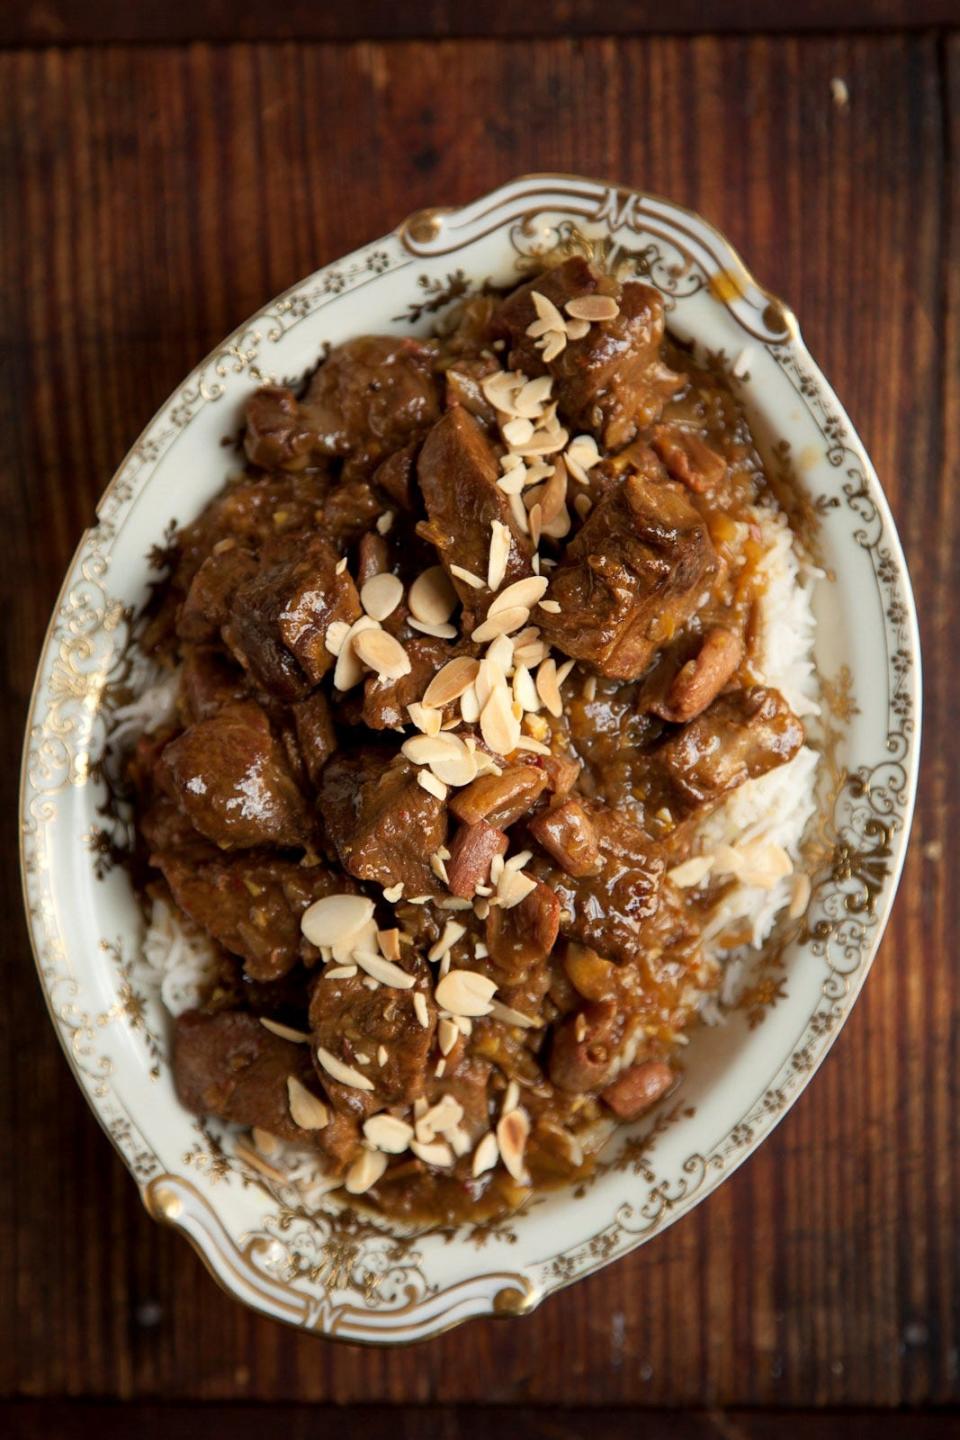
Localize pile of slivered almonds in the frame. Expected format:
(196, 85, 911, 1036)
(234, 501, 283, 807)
(262, 291, 627, 1196)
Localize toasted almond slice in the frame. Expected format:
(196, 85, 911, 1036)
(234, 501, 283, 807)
(438, 1016, 459, 1056)
(377, 927, 401, 961)
(564, 317, 591, 341)
(403, 731, 462, 765)
(428, 919, 467, 962)
(535, 657, 563, 718)
(488, 575, 549, 617)
(566, 433, 601, 470)
(345, 1148, 389, 1194)
(233, 1140, 287, 1184)
(408, 565, 457, 626)
(497, 464, 529, 497)
(410, 1139, 455, 1168)
(789, 872, 812, 919)
(480, 682, 521, 755)
(407, 700, 443, 736)
(506, 490, 530, 536)
(383, 881, 404, 902)
(485, 632, 515, 676)
(423, 656, 481, 709)
(481, 369, 524, 412)
(503, 1080, 520, 1114)
(556, 658, 576, 684)
(417, 769, 448, 801)
(538, 598, 561, 614)
(573, 493, 592, 521)
(513, 375, 554, 417)
(472, 1131, 499, 1177)
(512, 662, 540, 713)
(324, 964, 359, 981)
(528, 503, 543, 548)
(449, 564, 485, 590)
(496, 1107, 531, 1182)
(666, 855, 715, 889)
(408, 617, 458, 639)
(515, 735, 551, 756)
(355, 951, 416, 989)
(316, 1046, 375, 1092)
(489, 999, 542, 1029)
(530, 290, 566, 331)
(471, 605, 530, 644)
(333, 615, 381, 690)
(287, 1074, 329, 1130)
(498, 869, 538, 909)
(487, 520, 512, 591)
(565, 294, 620, 321)
(474, 656, 504, 710)
(324, 619, 352, 657)
(430, 743, 478, 789)
(376, 510, 394, 535)
(359, 571, 403, 622)
(259, 1017, 311, 1045)
(502, 416, 534, 447)
(377, 1045, 388, 1066)
(301, 894, 375, 948)
(511, 424, 569, 458)
(252, 1126, 281, 1157)
(363, 1114, 414, 1154)
(539, 331, 567, 363)
(459, 683, 481, 724)
(353, 627, 411, 681)
(410, 990, 429, 1028)
(435, 968, 497, 1018)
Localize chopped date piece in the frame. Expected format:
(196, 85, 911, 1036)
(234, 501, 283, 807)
(319, 749, 448, 897)
(549, 1000, 626, 1092)
(244, 385, 320, 472)
(417, 407, 532, 606)
(542, 803, 665, 966)
(449, 764, 548, 828)
(179, 645, 249, 722)
(446, 821, 508, 899)
(178, 544, 258, 643)
(309, 960, 436, 1117)
(291, 690, 337, 788)
(601, 1060, 674, 1119)
(529, 799, 601, 878)
(174, 1009, 329, 1146)
(158, 701, 313, 851)
(225, 534, 361, 697)
(651, 423, 727, 494)
(538, 473, 715, 680)
(302, 335, 441, 460)
(657, 686, 804, 809)
(651, 626, 744, 724)
(486, 881, 561, 983)
(156, 851, 350, 981)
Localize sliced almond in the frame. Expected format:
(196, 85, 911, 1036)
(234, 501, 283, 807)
(259, 1017, 311, 1045)
(480, 682, 521, 756)
(333, 615, 381, 691)
(402, 732, 459, 766)
(538, 599, 561, 614)
(413, 991, 430, 1028)
(427, 919, 467, 962)
(438, 1016, 459, 1056)
(564, 317, 591, 341)
(423, 656, 481, 710)
(430, 741, 478, 789)
(377, 927, 401, 962)
(489, 999, 542, 1029)
(287, 1074, 329, 1130)
(376, 510, 394, 535)
(417, 769, 448, 801)
(353, 627, 412, 681)
(449, 564, 485, 590)
(359, 571, 404, 622)
(459, 683, 481, 724)
(407, 701, 443, 736)
(472, 605, 530, 644)
(383, 881, 404, 903)
(528, 503, 543, 547)
(408, 565, 457, 626)
(498, 868, 538, 909)
(472, 1131, 499, 1177)
(535, 657, 563, 718)
(496, 1107, 531, 1183)
(324, 619, 352, 657)
(487, 520, 512, 591)
(503, 1080, 520, 1114)
(316, 1046, 376, 1092)
(513, 375, 554, 417)
(355, 951, 415, 989)
(529, 290, 566, 333)
(435, 968, 497, 1018)
(344, 1148, 389, 1194)
(488, 575, 549, 617)
(502, 416, 534, 447)
(410, 1138, 455, 1168)
(667, 855, 715, 889)
(512, 663, 540, 713)
(363, 1113, 414, 1154)
(565, 294, 620, 321)
(408, 616, 458, 640)
(301, 894, 375, 948)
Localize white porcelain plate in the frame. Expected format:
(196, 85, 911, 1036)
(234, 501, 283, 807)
(20, 175, 920, 1341)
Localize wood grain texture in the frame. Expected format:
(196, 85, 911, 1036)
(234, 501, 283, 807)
(2, 1, 958, 45)
(1, 32, 954, 1408)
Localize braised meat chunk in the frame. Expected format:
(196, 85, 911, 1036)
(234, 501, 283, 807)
(158, 701, 312, 851)
(127, 252, 817, 1227)
(538, 472, 715, 679)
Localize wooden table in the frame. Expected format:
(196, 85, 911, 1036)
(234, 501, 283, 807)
(3, 4, 957, 1433)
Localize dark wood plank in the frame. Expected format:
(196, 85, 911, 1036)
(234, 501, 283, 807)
(1, 1, 958, 45)
(1, 32, 952, 1407)
(6, 1402, 960, 1439)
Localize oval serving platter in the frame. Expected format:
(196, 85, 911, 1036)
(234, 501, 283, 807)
(19, 174, 920, 1342)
